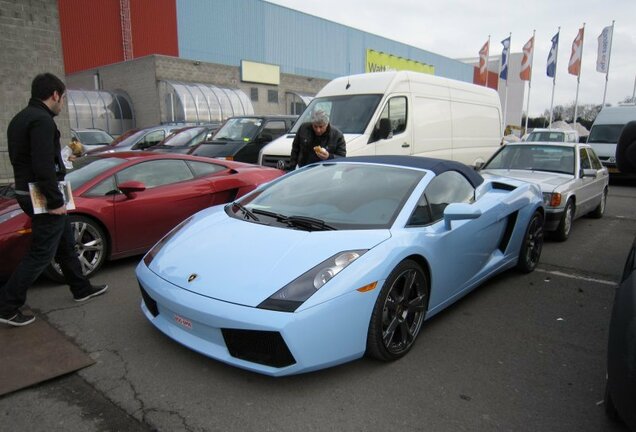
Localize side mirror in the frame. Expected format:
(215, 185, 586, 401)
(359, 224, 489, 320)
(118, 180, 146, 198)
(474, 161, 485, 170)
(258, 133, 273, 143)
(443, 203, 482, 230)
(581, 168, 597, 178)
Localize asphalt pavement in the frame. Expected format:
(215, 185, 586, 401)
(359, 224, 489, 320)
(1, 180, 634, 432)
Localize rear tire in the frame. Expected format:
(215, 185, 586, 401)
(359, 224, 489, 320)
(554, 200, 574, 242)
(589, 188, 607, 219)
(517, 211, 544, 273)
(366, 260, 429, 362)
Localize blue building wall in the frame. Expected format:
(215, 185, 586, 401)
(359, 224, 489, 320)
(176, 0, 473, 82)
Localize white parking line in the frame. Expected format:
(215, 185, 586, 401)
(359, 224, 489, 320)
(536, 268, 617, 286)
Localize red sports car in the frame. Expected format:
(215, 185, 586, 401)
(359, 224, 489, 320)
(0, 152, 283, 281)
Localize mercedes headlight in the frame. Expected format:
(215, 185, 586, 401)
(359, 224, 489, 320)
(258, 250, 367, 312)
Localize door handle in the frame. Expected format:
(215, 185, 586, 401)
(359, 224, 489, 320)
(401, 143, 410, 148)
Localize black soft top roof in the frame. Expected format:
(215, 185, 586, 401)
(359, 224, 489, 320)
(335, 155, 484, 188)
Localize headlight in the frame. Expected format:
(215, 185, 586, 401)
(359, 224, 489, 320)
(0, 208, 24, 224)
(143, 216, 193, 266)
(542, 192, 561, 207)
(258, 250, 367, 312)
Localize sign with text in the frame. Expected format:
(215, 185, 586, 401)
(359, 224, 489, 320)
(365, 49, 435, 74)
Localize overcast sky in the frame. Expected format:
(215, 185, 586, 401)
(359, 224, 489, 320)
(267, 0, 636, 117)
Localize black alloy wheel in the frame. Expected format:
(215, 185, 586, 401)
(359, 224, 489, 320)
(367, 259, 429, 361)
(517, 211, 544, 273)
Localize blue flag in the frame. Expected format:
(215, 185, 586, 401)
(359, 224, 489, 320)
(547, 32, 559, 78)
(500, 36, 511, 80)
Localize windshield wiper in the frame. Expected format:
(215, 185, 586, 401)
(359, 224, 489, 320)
(286, 215, 336, 231)
(231, 202, 259, 221)
(252, 208, 288, 222)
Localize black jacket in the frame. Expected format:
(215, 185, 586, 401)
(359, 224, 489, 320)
(8, 98, 65, 210)
(289, 122, 346, 169)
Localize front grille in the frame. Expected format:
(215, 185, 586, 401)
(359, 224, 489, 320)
(261, 155, 290, 168)
(221, 328, 296, 368)
(139, 283, 159, 317)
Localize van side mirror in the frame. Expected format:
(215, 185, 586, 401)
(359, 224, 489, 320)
(258, 132, 273, 143)
(369, 118, 392, 144)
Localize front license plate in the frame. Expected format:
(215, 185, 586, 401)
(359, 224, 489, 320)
(173, 314, 193, 330)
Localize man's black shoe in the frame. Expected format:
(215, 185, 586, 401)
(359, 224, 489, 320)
(0, 310, 36, 327)
(74, 284, 108, 302)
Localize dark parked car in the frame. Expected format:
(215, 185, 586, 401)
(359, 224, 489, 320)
(190, 115, 297, 164)
(148, 124, 221, 154)
(87, 125, 182, 154)
(71, 128, 114, 151)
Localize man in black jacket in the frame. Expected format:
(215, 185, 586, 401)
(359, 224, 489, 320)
(288, 109, 346, 170)
(0, 73, 108, 327)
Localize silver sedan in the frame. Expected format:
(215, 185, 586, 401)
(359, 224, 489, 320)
(480, 141, 609, 241)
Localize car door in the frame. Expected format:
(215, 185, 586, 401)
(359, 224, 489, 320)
(577, 147, 602, 214)
(370, 96, 412, 156)
(407, 171, 507, 308)
(112, 159, 218, 254)
(241, 120, 288, 163)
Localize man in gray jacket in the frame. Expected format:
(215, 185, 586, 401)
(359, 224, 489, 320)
(288, 109, 346, 170)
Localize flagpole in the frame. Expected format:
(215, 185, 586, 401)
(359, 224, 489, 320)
(485, 35, 491, 88)
(502, 32, 511, 132)
(524, 30, 536, 135)
(601, 20, 615, 107)
(549, 27, 560, 128)
(573, 23, 585, 125)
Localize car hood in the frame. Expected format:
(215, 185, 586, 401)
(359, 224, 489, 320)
(481, 169, 573, 190)
(148, 207, 390, 307)
(195, 140, 247, 157)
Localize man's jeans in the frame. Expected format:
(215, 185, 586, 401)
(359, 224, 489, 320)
(0, 195, 91, 315)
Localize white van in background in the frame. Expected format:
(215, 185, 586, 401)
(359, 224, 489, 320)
(259, 71, 502, 169)
(587, 103, 636, 173)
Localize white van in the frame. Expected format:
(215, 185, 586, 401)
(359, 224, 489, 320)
(259, 71, 502, 169)
(587, 103, 636, 173)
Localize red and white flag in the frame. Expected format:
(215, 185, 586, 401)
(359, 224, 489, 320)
(520, 36, 534, 81)
(568, 27, 585, 76)
(478, 40, 489, 85)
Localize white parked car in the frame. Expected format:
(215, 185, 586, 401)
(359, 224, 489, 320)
(480, 142, 609, 241)
(524, 128, 579, 143)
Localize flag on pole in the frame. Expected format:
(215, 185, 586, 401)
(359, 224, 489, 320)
(547, 32, 559, 78)
(520, 36, 534, 81)
(596, 26, 613, 73)
(478, 40, 489, 85)
(568, 27, 585, 76)
(500, 36, 511, 80)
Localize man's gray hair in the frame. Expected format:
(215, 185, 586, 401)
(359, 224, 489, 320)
(311, 109, 329, 125)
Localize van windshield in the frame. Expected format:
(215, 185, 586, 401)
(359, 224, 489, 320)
(290, 94, 382, 134)
(587, 124, 624, 143)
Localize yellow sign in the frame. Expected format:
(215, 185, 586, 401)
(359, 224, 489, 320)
(365, 49, 435, 75)
(241, 60, 280, 85)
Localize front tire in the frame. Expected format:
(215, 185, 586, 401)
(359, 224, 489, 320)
(517, 211, 544, 273)
(366, 260, 429, 361)
(44, 215, 107, 282)
(554, 200, 574, 242)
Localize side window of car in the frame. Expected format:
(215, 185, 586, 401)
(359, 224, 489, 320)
(587, 148, 603, 170)
(116, 160, 194, 189)
(579, 148, 592, 170)
(260, 121, 287, 141)
(85, 176, 117, 197)
(188, 160, 226, 177)
(141, 130, 166, 148)
(420, 171, 475, 223)
(407, 193, 432, 226)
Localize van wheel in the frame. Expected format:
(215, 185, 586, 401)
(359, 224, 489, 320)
(554, 200, 574, 242)
(589, 188, 607, 219)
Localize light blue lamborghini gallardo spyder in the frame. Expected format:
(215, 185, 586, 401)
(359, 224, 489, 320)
(136, 156, 544, 376)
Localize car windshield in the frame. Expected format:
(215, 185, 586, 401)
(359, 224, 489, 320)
(66, 157, 126, 190)
(587, 124, 624, 143)
(290, 94, 382, 134)
(160, 127, 206, 147)
(76, 130, 114, 146)
(483, 145, 575, 175)
(232, 163, 424, 230)
(525, 131, 565, 142)
(214, 118, 261, 141)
